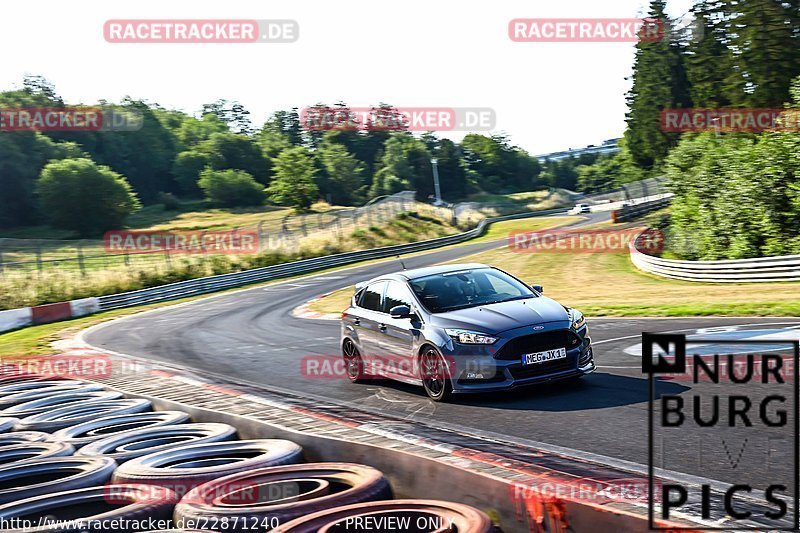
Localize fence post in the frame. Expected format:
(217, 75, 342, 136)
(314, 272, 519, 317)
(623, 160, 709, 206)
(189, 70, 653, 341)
(77, 242, 86, 276)
(36, 245, 43, 276)
(301, 214, 307, 236)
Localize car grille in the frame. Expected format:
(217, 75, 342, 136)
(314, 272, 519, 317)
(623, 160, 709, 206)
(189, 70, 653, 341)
(494, 329, 582, 361)
(508, 356, 577, 380)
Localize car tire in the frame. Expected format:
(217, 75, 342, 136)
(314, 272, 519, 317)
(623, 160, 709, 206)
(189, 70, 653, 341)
(15, 398, 152, 433)
(342, 339, 368, 383)
(0, 456, 117, 504)
(273, 499, 494, 533)
(420, 346, 453, 402)
(0, 442, 75, 465)
(77, 423, 238, 463)
(0, 485, 179, 533)
(174, 463, 392, 531)
(113, 440, 303, 498)
(0, 431, 49, 445)
(1, 390, 123, 418)
(49, 410, 191, 448)
(0, 418, 18, 433)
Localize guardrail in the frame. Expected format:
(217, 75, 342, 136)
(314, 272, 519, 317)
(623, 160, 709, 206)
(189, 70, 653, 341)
(629, 237, 800, 283)
(96, 207, 569, 311)
(612, 196, 671, 222)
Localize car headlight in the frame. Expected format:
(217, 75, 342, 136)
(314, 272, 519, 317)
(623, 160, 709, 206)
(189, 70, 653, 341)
(568, 308, 586, 330)
(445, 329, 498, 344)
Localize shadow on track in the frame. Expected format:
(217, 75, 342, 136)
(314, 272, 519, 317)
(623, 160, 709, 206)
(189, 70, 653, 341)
(349, 372, 689, 412)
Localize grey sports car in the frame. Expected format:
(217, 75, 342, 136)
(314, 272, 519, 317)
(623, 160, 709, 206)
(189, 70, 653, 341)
(340, 263, 595, 401)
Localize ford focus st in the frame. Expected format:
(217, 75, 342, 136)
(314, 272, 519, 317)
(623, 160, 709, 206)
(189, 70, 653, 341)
(340, 263, 594, 401)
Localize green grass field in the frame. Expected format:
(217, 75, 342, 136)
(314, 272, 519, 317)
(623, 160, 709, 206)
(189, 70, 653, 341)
(308, 217, 800, 317)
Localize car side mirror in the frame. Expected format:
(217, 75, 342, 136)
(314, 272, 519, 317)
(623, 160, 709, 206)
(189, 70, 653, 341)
(390, 305, 413, 319)
(532, 284, 543, 294)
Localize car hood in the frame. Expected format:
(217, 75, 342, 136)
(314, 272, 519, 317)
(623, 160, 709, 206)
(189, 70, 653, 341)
(429, 296, 570, 333)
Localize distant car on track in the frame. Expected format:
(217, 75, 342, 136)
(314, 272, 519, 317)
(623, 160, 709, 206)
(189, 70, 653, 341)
(568, 203, 591, 215)
(340, 263, 594, 401)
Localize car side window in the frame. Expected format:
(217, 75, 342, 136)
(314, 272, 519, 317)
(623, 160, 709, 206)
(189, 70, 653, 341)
(383, 281, 414, 313)
(359, 282, 386, 312)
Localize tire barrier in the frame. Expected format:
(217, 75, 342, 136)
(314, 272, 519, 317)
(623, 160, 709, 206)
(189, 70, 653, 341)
(49, 411, 192, 448)
(0, 380, 85, 397)
(0, 485, 178, 533)
(78, 423, 238, 463)
(0, 390, 123, 417)
(15, 399, 152, 432)
(0, 383, 105, 408)
(0, 442, 74, 466)
(0, 456, 116, 504)
(113, 440, 304, 498)
(174, 463, 392, 531)
(0, 419, 17, 433)
(273, 499, 494, 533)
(0, 431, 48, 445)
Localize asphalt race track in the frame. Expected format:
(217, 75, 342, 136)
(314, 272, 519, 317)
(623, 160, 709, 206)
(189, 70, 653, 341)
(85, 212, 800, 488)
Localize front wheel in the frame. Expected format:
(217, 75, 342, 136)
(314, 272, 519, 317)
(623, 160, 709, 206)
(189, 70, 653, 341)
(420, 347, 453, 402)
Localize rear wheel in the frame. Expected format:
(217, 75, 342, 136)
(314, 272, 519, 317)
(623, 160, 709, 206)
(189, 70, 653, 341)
(420, 347, 452, 402)
(342, 339, 366, 384)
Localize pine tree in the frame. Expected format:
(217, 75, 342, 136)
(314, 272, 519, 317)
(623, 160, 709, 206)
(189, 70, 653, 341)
(624, 0, 692, 170)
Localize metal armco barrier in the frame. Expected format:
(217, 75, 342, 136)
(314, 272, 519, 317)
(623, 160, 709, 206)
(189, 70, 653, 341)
(96, 208, 569, 311)
(612, 197, 671, 222)
(630, 238, 800, 282)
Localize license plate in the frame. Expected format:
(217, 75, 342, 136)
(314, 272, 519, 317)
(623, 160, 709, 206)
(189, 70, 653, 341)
(523, 347, 567, 365)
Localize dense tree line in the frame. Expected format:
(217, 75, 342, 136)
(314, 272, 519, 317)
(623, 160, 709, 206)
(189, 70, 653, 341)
(577, 0, 800, 259)
(0, 80, 556, 236)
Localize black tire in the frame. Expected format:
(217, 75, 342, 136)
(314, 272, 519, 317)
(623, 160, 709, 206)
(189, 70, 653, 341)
(0, 485, 179, 533)
(78, 423, 238, 463)
(342, 339, 368, 383)
(0, 456, 116, 504)
(0, 380, 87, 398)
(0, 418, 18, 433)
(0, 442, 74, 466)
(175, 463, 392, 532)
(49, 411, 191, 448)
(419, 346, 453, 402)
(274, 499, 494, 533)
(1, 391, 123, 418)
(0, 383, 106, 409)
(0, 431, 49, 445)
(15, 399, 152, 433)
(113, 440, 303, 499)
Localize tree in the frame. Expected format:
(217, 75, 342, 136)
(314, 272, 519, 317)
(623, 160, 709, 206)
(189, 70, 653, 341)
(267, 146, 319, 210)
(36, 158, 140, 236)
(202, 99, 254, 135)
(172, 151, 212, 195)
(624, 0, 691, 170)
(318, 142, 365, 205)
(728, 0, 800, 107)
(369, 133, 430, 198)
(198, 168, 266, 207)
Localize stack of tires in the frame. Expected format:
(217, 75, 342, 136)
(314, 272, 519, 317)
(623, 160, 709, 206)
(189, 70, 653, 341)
(0, 374, 493, 532)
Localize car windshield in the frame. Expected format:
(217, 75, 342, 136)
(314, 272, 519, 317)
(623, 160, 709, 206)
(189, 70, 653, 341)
(409, 268, 535, 313)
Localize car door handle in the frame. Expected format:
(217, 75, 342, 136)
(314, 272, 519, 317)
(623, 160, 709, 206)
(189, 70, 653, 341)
(379, 323, 387, 331)
(353, 318, 360, 326)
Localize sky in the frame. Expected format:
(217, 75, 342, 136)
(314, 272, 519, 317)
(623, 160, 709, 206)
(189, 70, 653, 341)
(2, 0, 693, 155)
